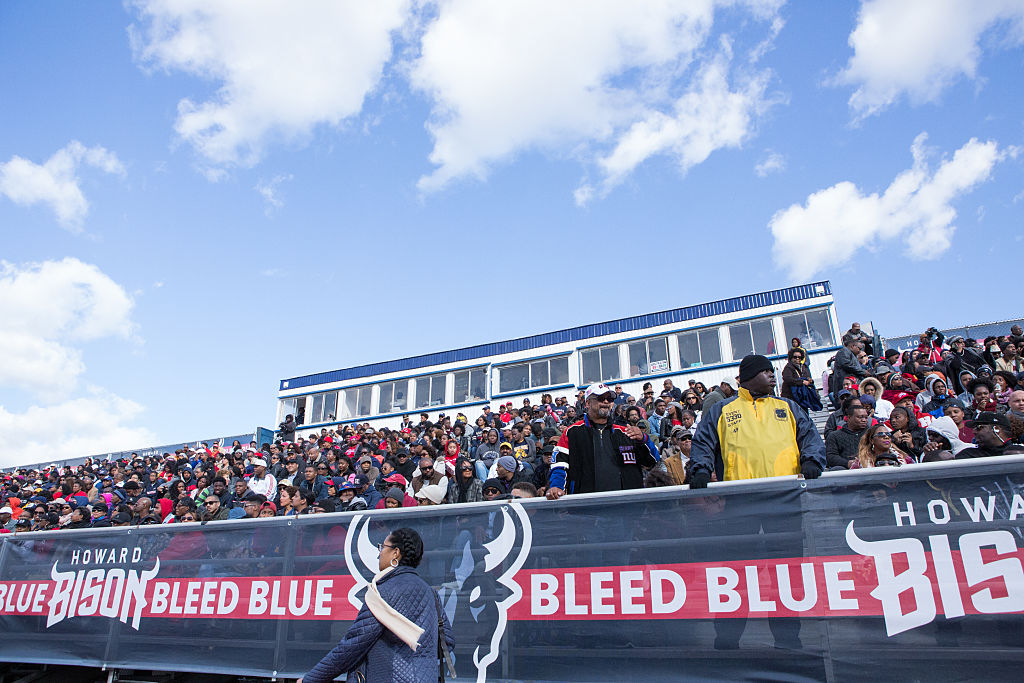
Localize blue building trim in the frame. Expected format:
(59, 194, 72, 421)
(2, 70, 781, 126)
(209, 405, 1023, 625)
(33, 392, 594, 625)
(280, 282, 832, 391)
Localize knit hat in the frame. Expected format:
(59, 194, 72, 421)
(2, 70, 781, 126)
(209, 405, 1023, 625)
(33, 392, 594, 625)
(385, 487, 405, 504)
(738, 354, 774, 383)
(497, 455, 518, 472)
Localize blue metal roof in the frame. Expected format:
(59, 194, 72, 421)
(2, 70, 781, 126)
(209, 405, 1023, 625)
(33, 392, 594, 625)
(280, 281, 832, 391)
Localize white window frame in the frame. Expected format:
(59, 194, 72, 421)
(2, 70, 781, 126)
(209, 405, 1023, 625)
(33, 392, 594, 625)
(676, 327, 723, 368)
(454, 367, 488, 403)
(580, 344, 621, 385)
(377, 380, 409, 415)
(626, 336, 670, 377)
(781, 308, 835, 350)
(415, 373, 448, 409)
(727, 318, 776, 361)
(497, 355, 570, 394)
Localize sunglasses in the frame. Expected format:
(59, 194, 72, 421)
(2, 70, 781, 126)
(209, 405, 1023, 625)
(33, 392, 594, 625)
(483, 488, 500, 495)
(204, 501, 218, 505)
(180, 516, 196, 521)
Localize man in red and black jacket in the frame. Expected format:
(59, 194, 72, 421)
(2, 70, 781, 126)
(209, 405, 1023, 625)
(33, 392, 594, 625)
(546, 383, 658, 499)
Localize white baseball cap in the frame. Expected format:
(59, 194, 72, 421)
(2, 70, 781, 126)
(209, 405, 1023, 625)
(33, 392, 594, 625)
(251, 458, 267, 468)
(584, 383, 616, 401)
(0, 506, 12, 514)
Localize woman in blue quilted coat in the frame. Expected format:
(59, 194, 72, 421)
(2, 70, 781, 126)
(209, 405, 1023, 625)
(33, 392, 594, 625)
(300, 527, 454, 683)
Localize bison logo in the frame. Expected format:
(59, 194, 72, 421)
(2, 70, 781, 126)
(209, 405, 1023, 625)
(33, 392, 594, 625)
(344, 503, 533, 682)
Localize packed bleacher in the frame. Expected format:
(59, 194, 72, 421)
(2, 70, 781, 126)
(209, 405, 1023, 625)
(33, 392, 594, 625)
(2, 323, 1024, 533)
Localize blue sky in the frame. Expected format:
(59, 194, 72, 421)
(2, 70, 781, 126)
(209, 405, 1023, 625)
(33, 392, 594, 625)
(1, 0, 1022, 464)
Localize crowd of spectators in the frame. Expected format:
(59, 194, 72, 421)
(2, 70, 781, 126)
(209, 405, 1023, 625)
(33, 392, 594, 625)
(3, 324, 1024, 534)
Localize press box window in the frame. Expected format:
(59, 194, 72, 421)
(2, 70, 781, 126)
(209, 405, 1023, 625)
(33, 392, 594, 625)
(677, 328, 722, 368)
(782, 309, 834, 349)
(454, 368, 487, 403)
(498, 357, 569, 393)
(415, 374, 447, 409)
(342, 386, 372, 419)
(581, 345, 621, 385)
(378, 381, 408, 414)
(278, 398, 297, 425)
(628, 336, 669, 376)
(307, 391, 337, 424)
(729, 319, 776, 359)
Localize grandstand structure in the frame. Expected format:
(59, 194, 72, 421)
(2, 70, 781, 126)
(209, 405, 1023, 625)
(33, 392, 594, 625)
(277, 282, 840, 438)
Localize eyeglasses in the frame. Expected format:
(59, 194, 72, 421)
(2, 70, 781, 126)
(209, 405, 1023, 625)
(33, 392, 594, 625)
(377, 542, 396, 552)
(204, 501, 218, 505)
(483, 488, 500, 495)
(61, 505, 71, 509)
(180, 516, 196, 521)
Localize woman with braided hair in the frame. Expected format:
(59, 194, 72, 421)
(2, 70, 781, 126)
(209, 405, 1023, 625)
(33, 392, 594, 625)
(301, 527, 454, 683)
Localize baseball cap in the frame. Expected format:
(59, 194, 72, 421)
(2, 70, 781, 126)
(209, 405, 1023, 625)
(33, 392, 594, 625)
(384, 473, 408, 487)
(584, 383, 615, 401)
(968, 411, 1010, 429)
(415, 484, 446, 504)
(0, 506, 12, 515)
(251, 458, 267, 468)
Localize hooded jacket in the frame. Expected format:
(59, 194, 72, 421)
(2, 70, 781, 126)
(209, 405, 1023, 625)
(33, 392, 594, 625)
(474, 430, 501, 466)
(925, 416, 970, 456)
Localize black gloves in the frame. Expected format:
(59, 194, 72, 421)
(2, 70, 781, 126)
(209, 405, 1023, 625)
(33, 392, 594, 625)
(801, 461, 823, 480)
(689, 470, 711, 489)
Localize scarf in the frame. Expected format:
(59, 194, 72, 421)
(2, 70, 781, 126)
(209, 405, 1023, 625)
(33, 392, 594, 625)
(364, 566, 425, 652)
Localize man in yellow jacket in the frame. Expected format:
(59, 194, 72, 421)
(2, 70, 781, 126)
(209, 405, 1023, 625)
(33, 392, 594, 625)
(688, 354, 825, 651)
(690, 354, 825, 487)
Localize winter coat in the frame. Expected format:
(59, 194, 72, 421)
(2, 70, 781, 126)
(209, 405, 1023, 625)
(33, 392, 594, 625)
(447, 476, 483, 504)
(302, 566, 454, 683)
(780, 360, 811, 400)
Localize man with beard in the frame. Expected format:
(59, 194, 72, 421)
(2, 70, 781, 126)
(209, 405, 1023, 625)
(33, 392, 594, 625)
(546, 383, 656, 499)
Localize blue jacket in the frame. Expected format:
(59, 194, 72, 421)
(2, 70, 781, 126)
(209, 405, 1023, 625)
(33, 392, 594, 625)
(303, 566, 454, 683)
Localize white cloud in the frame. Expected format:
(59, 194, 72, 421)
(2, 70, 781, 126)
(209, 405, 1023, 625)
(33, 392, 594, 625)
(0, 258, 137, 400)
(755, 151, 785, 176)
(0, 141, 124, 230)
(129, 0, 411, 169)
(835, 0, 1024, 118)
(0, 389, 156, 468)
(769, 133, 1007, 281)
(0, 259, 148, 466)
(255, 173, 294, 214)
(410, 0, 781, 198)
